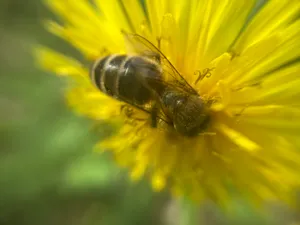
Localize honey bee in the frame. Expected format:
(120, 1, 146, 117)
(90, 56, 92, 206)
(90, 32, 210, 137)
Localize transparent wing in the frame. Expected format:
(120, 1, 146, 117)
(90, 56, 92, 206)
(122, 31, 198, 95)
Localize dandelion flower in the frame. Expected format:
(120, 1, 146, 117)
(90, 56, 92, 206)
(36, 0, 300, 207)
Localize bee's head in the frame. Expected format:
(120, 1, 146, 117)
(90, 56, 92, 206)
(173, 95, 210, 137)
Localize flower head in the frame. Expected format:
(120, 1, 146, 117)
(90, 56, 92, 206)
(36, 0, 300, 207)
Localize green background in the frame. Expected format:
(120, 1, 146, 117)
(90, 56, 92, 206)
(0, 0, 299, 224)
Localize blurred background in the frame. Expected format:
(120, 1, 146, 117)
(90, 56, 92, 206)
(0, 0, 299, 225)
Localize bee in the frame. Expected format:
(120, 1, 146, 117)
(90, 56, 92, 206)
(89, 32, 210, 137)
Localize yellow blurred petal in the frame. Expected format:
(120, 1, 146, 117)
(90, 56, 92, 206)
(226, 34, 281, 86)
(263, 63, 300, 88)
(152, 172, 167, 191)
(203, 0, 255, 64)
(228, 62, 300, 106)
(171, 0, 196, 70)
(256, 79, 300, 104)
(45, 21, 105, 58)
(160, 13, 177, 66)
(145, 0, 166, 38)
(233, 0, 300, 53)
(35, 47, 86, 77)
(192, 0, 255, 68)
(66, 87, 121, 121)
(216, 123, 261, 153)
(130, 162, 147, 181)
(45, 0, 124, 55)
(236, 20, 300, 87)
(95, 0, 132, 32)
(119, 0, 147, 33)
(236, 105, 300, 130)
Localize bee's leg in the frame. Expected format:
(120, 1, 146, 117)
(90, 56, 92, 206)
(150, 102, 159, 128)
(120, 104, 134, 118)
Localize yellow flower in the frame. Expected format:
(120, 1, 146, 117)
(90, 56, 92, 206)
(36, 0, 300, 207)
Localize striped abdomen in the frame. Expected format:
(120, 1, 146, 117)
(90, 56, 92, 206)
(90, 54, 163, 105)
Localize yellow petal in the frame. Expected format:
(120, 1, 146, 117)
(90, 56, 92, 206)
(193, 0, 255, 68)
(216, 123, 261, 153)
(145, 0, 166, 38)
(66, 87, 121, 121)
(152, 172, 167, 191)
(119, 0, 147, 33)
(130, 162, 147, 181)
(45, 0, 124, 55)
(233, 0, 300, 53)
(35, 47, 86, 77)
(95, 0, 132, 32)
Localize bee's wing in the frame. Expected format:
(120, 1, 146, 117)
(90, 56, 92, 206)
(122, 31, 198, 95)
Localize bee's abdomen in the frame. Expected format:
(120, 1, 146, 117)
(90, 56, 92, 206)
(90, 54, 125, 97)
(91, 55, 162, 105)
(119, 56, 162, 104)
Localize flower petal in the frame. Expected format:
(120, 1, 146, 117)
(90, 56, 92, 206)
(45, 0, 124, 57)
(192, 0, 255, 69)
(233, 0, 300, 53)
(66, 86, 122, 121)
(35, 47, 86, 78)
